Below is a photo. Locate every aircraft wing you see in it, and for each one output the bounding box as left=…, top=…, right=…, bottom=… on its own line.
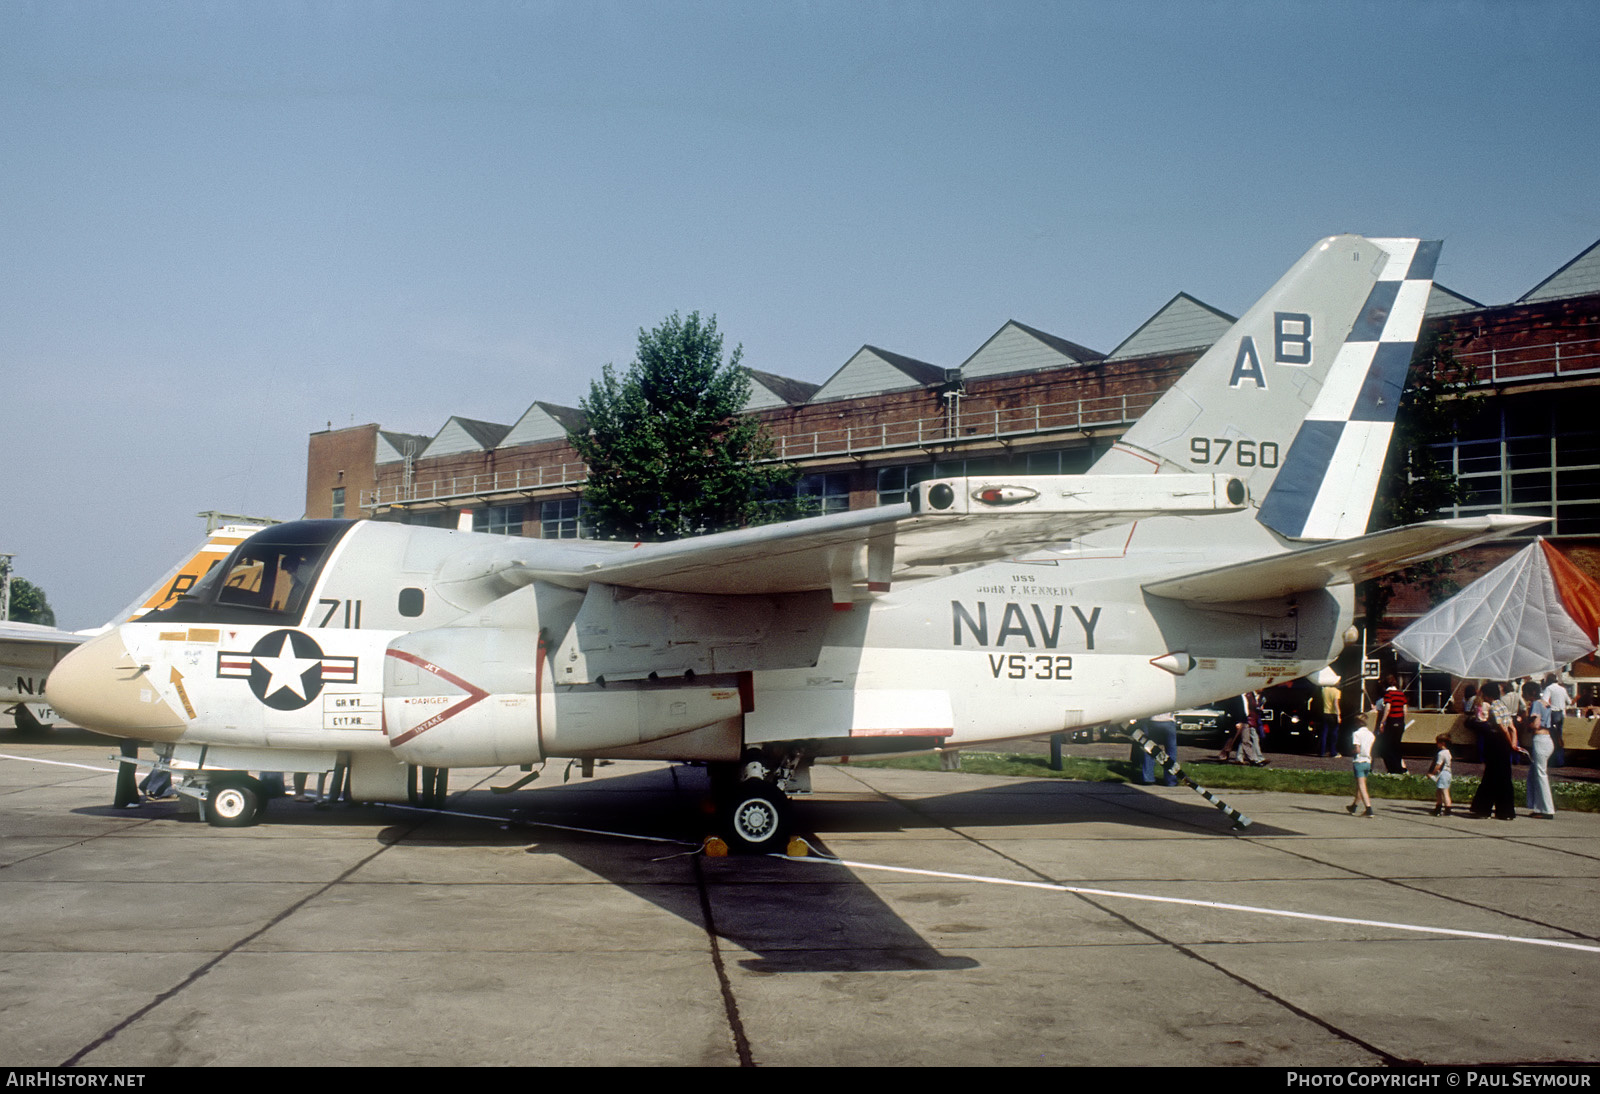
left=1141, top=515, right=1545, bottom=605
left=0, top=621, right=88, bottom=648
left=529, top=473, right=1246, bottom=603
left=0, top=620, right=87, bottom=652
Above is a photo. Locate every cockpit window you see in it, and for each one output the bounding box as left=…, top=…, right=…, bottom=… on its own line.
left=142, top=520, right=354, bottom=626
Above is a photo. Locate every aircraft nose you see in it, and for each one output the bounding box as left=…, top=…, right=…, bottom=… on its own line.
left=46, top=628, right=187, bottom=740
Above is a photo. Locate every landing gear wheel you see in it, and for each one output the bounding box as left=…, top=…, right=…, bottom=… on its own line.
left=412, top=764, right=451, bottom=806
left=722, top=782, right=790, bottom=854
left=12, top=705, right=50, bottom=736
left=205, top=776, right=264, bottom=828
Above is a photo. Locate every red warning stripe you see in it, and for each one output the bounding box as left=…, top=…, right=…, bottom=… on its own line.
left=384, top=648, right=490, bottom=746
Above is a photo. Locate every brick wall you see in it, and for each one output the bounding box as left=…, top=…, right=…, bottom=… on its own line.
left=305, top=424, right=379, bottom=519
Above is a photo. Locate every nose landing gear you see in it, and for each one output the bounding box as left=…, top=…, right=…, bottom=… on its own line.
left=204, top=775, right=266, bottom=827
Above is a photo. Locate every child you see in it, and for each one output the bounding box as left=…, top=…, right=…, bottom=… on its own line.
left=1346, top=719, right=1375, bottom=817
left=1427, top=732, right=1453, bottom=816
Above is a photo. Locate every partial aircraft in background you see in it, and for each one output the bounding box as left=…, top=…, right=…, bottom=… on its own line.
left=47, top=236, right=1536, bottom=846
left=2, top=523, right=270, bottom=732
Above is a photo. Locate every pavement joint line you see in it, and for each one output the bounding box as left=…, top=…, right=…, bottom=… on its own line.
left=376, top=800, right=701, bottom=846
left=795, top=781, right=1408, bottom=1067
left=672, top=765, right=756, bottom=1068
left=18, top=752, right=1599, bottom=957
left=1066, top=889, right=1406, bottom=1067
left=828, top=769, right=1405, bottom=1064
left=59, top=819, right=421, bottom=1067
left=777, top=850, right=1600, bottom=954
left=1250, top=836, right=1600, bottom=943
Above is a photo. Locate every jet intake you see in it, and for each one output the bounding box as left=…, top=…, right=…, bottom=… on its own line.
left=382, top=626, right=743, bottom=767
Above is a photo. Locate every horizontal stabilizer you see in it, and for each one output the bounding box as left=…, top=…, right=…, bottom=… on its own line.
left=1142, top=515, right=1544, bottom=604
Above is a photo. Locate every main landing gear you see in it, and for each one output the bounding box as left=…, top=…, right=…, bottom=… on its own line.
left=711, top=751, right=803, bottom=854
left=413, top=766, right=450, bottom=810
left=723, top=781, right=790, bottom=853
left=11, top=705, right=52, bottom=736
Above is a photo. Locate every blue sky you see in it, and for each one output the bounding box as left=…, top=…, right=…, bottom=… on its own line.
left=4, top=0, right=1597, bottom=627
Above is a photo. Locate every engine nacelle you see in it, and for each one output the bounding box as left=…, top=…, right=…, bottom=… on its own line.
left=382, top=626, right=744, bottom=767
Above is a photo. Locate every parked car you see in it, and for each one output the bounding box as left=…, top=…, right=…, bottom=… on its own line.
left=1259, top=678, right=1321, bottom=751
left=1174, top=708, right=1225, bottom=744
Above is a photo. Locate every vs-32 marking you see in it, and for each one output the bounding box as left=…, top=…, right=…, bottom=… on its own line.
left=987, top=653, right=1073, bottom=680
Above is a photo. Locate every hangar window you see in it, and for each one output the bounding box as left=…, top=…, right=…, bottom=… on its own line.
left=797, top=472, right=851, bottom=515
left=1430, top=399, right=1600, bottom=536
left=406, top=510, right=457, bottom=529
left=330, top=487, right=346, bottom=518
left=877, top=466, right=928, bottom=506
left=879, top=448, right=1098, bottom=506
left=541, top=498, right=586, bottom=539
left=473, top=504, right=524, bottom=537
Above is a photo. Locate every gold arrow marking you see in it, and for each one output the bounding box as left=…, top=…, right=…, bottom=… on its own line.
left=169, top=667, right=196, bottom=720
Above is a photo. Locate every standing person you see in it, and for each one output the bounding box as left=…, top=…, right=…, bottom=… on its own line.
left=1131, top=714, right=1180, bottom=787
left=1346, top=717, right=1375, bottom=817
left=1318, top=671, right=1343, bottom=758
left=1215, top=694, right=1246, bottom=764
left=1374, top=675, right=1408, bottom=775
left=1510, top=678, right=1531, bottom=764
left=1524, top=682, right=1557, bottom=819
left=1469, top=682, right=1525, bottom=821
left=1426, top=732, right=1454, bottom=816
left=1240, top=689, right=1268, bottom=766
left=1541, top=673, right=1570, bottom=769
left=114, top=740, right=140, bottom=808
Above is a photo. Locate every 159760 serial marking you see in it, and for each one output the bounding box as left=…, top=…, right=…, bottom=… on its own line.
left=988, top=653, right=1073, bottom=680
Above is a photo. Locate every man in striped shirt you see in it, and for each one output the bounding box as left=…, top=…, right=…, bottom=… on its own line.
left=1374, top=675, right=1408, bottom=775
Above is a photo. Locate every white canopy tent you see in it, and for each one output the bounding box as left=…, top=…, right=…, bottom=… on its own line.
left=1394, top=539, right=1600, bottom=679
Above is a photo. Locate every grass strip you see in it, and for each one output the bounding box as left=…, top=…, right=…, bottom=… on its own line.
left=847, top=752, right=1600, bottom=813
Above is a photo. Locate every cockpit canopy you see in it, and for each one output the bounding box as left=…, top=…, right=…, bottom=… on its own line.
left=142, top=520, right=354, bottom=626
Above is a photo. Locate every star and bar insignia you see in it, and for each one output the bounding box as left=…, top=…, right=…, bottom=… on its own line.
left=218, top=629, right=357, bottom=711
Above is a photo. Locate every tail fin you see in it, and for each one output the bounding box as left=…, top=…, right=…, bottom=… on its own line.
left=105, top=524, right=272, bottom=627
left=1091, top=236, right=1438, bottom=541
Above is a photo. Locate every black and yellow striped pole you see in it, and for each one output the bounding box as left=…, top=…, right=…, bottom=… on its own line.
left=1127, top=724, right=1252, bottom=829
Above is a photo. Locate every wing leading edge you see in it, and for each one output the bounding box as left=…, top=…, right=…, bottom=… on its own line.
left=525, top=473, right=1246, bottom=604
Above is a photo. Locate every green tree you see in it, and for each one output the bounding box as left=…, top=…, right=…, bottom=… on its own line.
left=568, top=312, right=801, bottom=541
left=1, top=560, right=56, bottom=627
left=1362, top=330, right=1485, bottom=650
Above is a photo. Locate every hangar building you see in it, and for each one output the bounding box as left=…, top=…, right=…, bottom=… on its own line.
left=305, top=237, right=1600, bottom=647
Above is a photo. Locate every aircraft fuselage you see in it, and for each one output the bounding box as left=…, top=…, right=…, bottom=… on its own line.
left=50, top=515, right=1346, bottom=781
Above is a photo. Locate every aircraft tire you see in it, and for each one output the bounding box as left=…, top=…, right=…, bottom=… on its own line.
left=722, top=781, right=790, bottom=854
left=205, top=776, right=265, bottom=828
left=11, top=706, right=51, bottom=736
left=419, top=766, right=449, bottom=809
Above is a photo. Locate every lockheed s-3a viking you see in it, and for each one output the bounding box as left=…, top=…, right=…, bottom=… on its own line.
left=46, top=236, right=1535, bottom=849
